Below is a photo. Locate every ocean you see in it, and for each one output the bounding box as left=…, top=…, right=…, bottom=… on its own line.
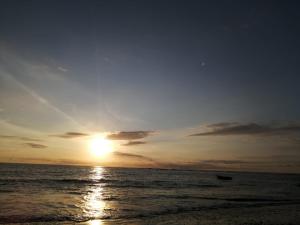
left=0, top=163, right=299, bottom=225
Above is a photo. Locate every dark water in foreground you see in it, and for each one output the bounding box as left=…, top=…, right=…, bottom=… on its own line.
left=0, top=163, right=300, bottom=224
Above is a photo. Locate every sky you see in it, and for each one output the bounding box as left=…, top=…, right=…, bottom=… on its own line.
left=0, top=0, right=300, bottom=173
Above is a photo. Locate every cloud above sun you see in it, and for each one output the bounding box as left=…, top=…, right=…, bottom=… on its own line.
left=51, top=132, right=90, bottom=139
left=106, top=131, right=153, bottom=140
left=49, top=131, right=154, bottom=141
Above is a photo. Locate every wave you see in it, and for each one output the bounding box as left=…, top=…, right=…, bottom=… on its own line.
left=123, top=201, right=300, bottom=221
left=1, top=201, right=299, bottom=224
left=0, top=178, right=114, bottom=184
left=0, top=189, right=13, bottom=193
left=0, top=215, right=89, bottom=224
left=137, top=194, right=295, bottom=203
left=0, top=178, right=221, bottom=189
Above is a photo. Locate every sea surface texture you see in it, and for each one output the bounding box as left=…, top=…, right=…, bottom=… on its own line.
left=0, top=163, right=299, bottom=224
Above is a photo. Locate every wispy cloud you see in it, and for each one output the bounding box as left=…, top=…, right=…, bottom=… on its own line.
left=122, top=141, right=147, bottom=146
left=1, top=72, right=84, bottom=129
left=0, top=45, right=84, bottom=130
left=5, top=157, right=89, bottom=165
left=20, top=137, right=43, bottom=142
left=57, top=66, right=68, bottom=72
left=0, top=135, right=42, bottom=142
left=50, top=132, right=90, bottom=139
left=107, top=131, right=153, bottom=140
left=189, top=122, right=300, bottom=137
left=24, top=142, right=47, bottom=149
left=0, top=119, right=44, bottom=135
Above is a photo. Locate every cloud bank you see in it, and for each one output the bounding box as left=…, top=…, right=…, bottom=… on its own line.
left=107, top=131, right=153, bottom=140
left=51, top=132, right=90, bottom=138
left=189, top=122, right=300, bottom=137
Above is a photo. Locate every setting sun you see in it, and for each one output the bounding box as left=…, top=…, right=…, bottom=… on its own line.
left=89, top=135, right=113, bottom=157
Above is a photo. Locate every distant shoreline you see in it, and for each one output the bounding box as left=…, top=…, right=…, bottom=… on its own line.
left=0, top=161, right=299, bottom=175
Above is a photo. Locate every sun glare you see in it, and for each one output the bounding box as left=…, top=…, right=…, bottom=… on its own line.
left=89, top=135, right=113, bottom=157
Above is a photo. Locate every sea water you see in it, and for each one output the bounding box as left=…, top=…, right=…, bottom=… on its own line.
left=0, top=163, right=299, bottom=224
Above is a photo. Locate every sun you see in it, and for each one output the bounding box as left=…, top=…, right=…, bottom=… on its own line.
left=89, top=135, right=113, bottom=157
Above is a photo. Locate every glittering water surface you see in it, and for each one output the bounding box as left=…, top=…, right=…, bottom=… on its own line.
left=0, top=163, right=299, bottom=224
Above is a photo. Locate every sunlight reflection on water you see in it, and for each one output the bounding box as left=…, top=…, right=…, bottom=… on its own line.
left=82, top=166, right=107, bottom=222
left=88, top=220, right=103, bottom=225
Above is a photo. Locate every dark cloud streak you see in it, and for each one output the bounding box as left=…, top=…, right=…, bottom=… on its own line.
left=0, top=135, right=42, bottom=142
left=107, top=131, right=153, bottom=140
left=113, top=151, right=156, bottom=162
left=51, top=132, right=89, bottom=138
left=122, top=141, right=147, bottom=146
left=24, top=142, right=47, bottom=149
left=190, top=123, right=300, bottom=137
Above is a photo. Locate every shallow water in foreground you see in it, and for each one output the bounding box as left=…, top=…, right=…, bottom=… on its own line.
left=0, top=163, right=299, bottom=224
